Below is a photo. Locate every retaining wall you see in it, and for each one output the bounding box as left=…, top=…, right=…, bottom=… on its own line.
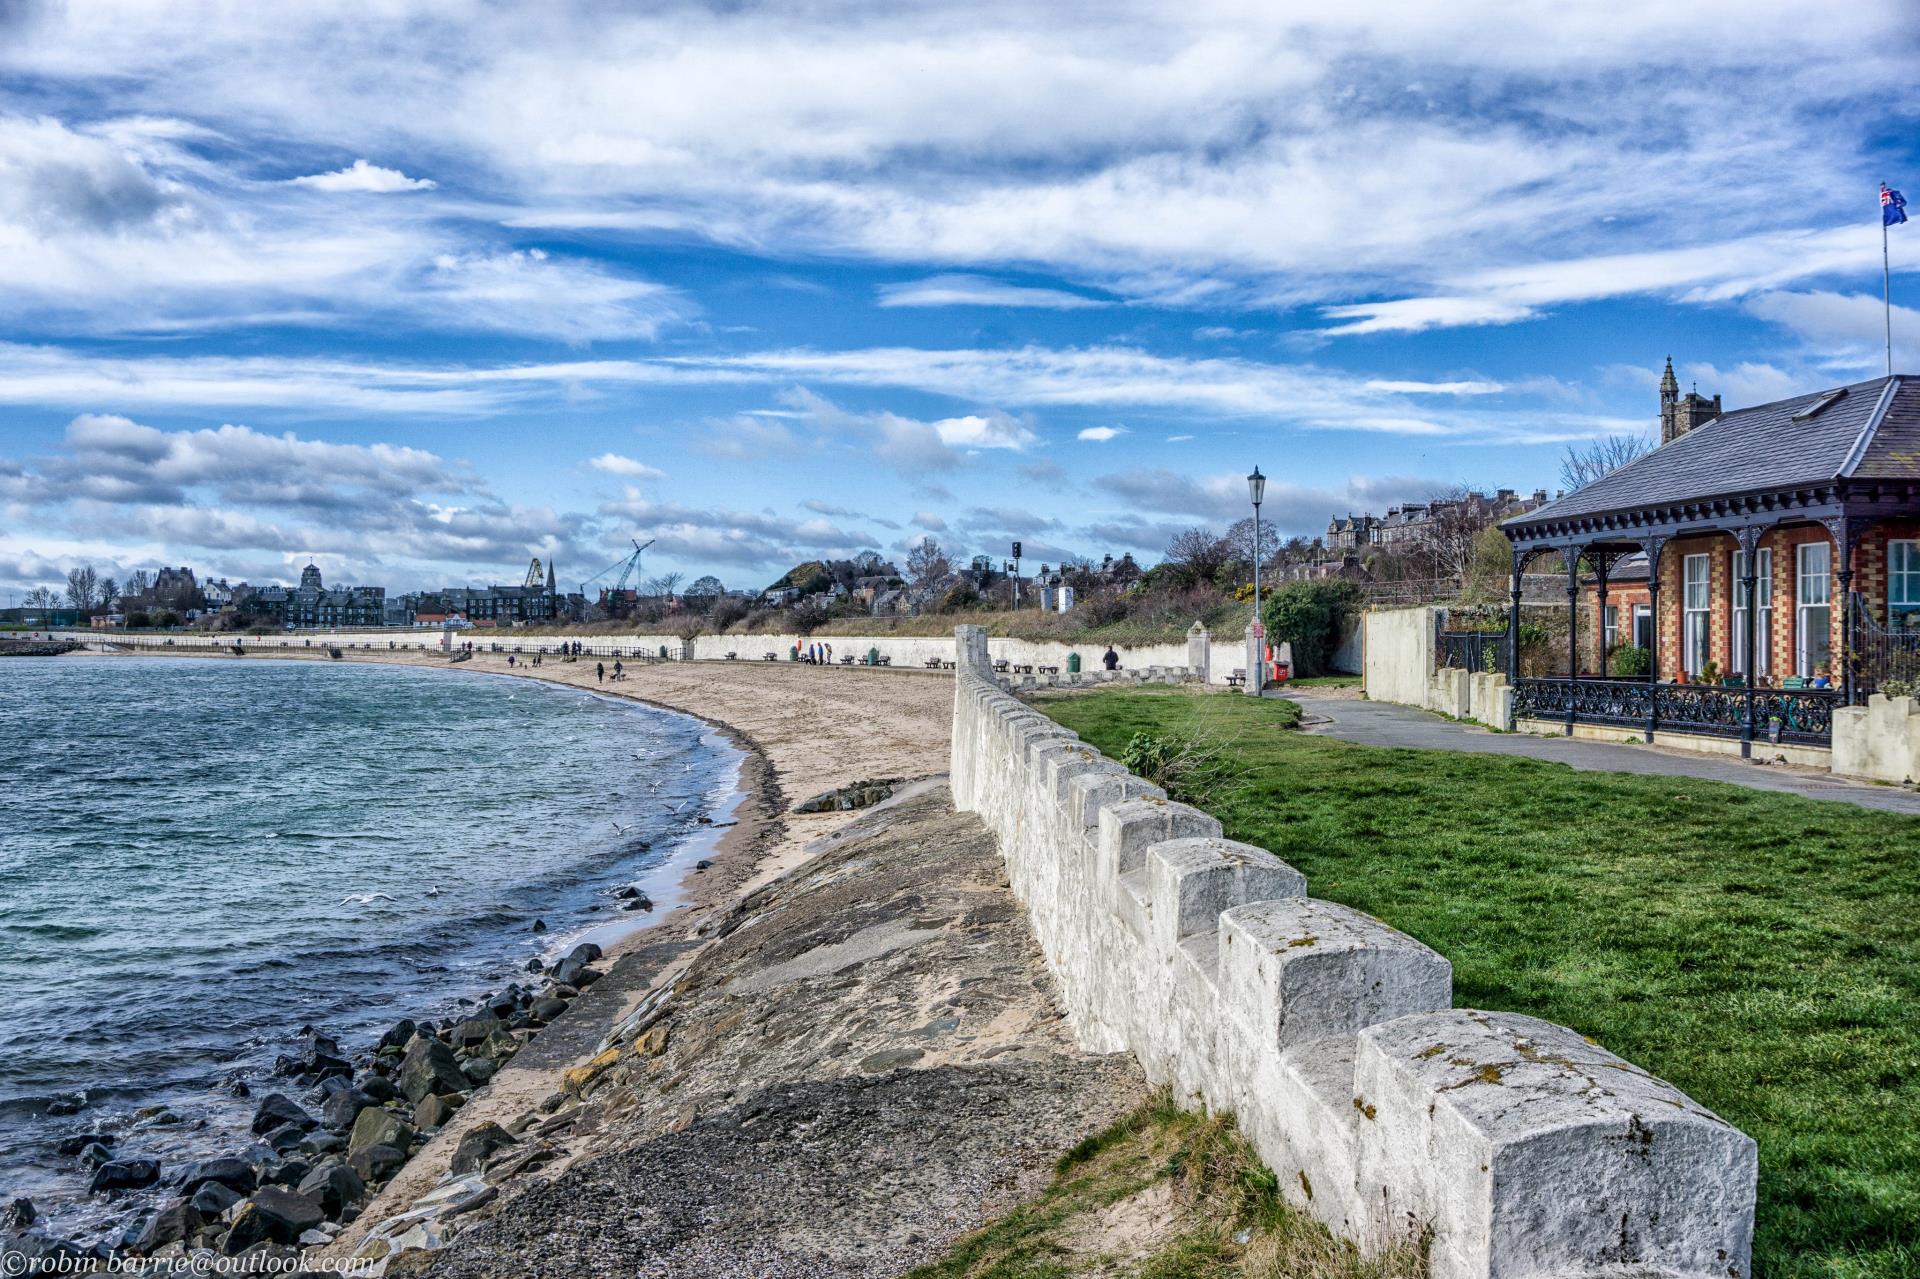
left=1833, top=693, right=1920, bottom=784
left=950, top=624, right=1755, bottom=1279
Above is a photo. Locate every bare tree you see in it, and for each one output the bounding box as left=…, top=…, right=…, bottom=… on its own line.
left=1223, top=516, right=1280, bottom=579
left=906, top=538, right=952, bottom=591
left=644, top=571, right=684, bottom=600
left=123, top=569, right=153, bottom=603
left=1560, top=433, right=1654, bottom=493
left=683, top=575, right=725, bottom=610
left=98, top=576, right=120, bottom=610
left=1163, top=527, right=1231, bottom=589
left=64, top=564, right=100, bottom=610
left=23, top=586, right=59, bottom=610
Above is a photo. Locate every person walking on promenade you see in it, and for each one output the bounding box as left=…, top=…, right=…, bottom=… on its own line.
left=1102, top=645, right=1119, bottom=671
left=508, top=653, right=516, bottom=668
left=825, top=642, right=833, bottom=665
left=614, top=660, right=624, bottom=680
left=596, top=661, right=605, bottom=683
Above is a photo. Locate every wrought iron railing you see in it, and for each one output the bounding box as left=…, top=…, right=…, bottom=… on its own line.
left=1512, top=677, right=1839, bottom=745
left=1434, top=609, right=1507, bottom=673
left=1852, top=593, right=1920, bottom=697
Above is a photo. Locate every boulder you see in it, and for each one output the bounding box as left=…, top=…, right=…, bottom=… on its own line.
left=307, top=1132, right=346, bottom=1156
left=530, top=996, right=567, bottom=1022
left=321, top=1087, right=378, bottom=1132
left=549, top=957, right=588, bottom=987
left=221, top=1188, right=323, bottom=1252
left=175, top=1157, right=255, bottom=1195
left=449, top=1016, right=506, bottom=1050
left=76, top=1141, right=115, bottom=1169
left=249, top=1093, right=315, bottom=1135
left=45, top=1098, right=82, bottom=1117
left=449, top=1123, right=516, bottom=1176
left=347, top=1108, right=413, bottom=1157
left=262, top=1123, right=308, bottom=1154
left=345, top=1143, right=405, bottom=1184
left=461, top=1057, right=498, bottom=1086
left=567, top=941, right=603, bottom=964
left=356, top=1073, right=399, bottom=1103
left=295, top=1163, right=365, bottom=1218
left=258, top=1157, right=312, bottom=1189
left=127, top=1199, right=201, bottom=1254
left=413, top=1095, right=451, bottom=1129
left=88, top=1158, right=161, bottom=1195
left=397, top=1039, right=466, bottom=1103
left=376, top=1019, right=417, bottom=1051
left=3, top=1198, right=34, bottom=1229
left=524, top=957, right=545, bottom=974
left=189, top=1181, right=241, bottom=1218
left=53, top=1133, right=111, bottom=1157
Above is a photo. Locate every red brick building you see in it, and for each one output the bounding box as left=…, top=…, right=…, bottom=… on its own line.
left=1500, top=363, right=1920, bottom=751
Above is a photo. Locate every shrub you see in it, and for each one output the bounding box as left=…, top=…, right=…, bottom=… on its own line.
left=1609, top=644, right=1651, bottom=677
left=1260, top=581, right=1359, bottom=677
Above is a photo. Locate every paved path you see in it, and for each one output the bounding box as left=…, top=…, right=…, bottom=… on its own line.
left=1288, top=690, right=1920, bottom=816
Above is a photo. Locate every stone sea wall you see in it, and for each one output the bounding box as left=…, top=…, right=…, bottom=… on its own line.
left=949, top=624, right=1757, bottom=1279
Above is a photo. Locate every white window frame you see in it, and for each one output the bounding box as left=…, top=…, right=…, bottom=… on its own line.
left=1603, top=603, right=1619, bottom=651
left=1891, top=540, right=1920, bottom=629
left=1731, top=548, right=1773, bottom=676
left=1796, top=541, right=1831, bottom=676
left=1683, top=553, right=1712, bottom=676
left=1632, top=603, right=1652, bottom=651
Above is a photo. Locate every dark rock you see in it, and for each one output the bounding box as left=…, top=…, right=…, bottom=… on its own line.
left=572, top=965, right=602, bottom=987
left=45, top=1098, right=82, bottom=1117
left=397, top=1038, right=466, bottom=1104
left=321, top=1086, right=377, bottom=1132
left=525, top=957, right=545, bottom=974
left=696, top=859, right=713, bottom=870
left=461, top=1057, right=498, bottom=1085
left=224, top=1077, right=252, bottom=1098
left=250, top=1093, right=315, bottom=1135
left=413, top=1094, right=451, bottom=1129
left=345, top=1143, right=405, bottom=1184
left=89, top=1157, right=161, bottom=1195
left=622, top=897, right=652, bottom=912
left=127, top=1198, right=201, bottom=1254
left=566, top=942, right=603, bottom=965
left=348, top=1108, right=413, bottom=1157
left=176, top=1156, right=256, bottom=1195
left=449, top=1016, right=506, bottom=1050
left=449, top=1122, right=517, bottom=1176
left=356, top=1073, right=399, bottom=1103
left=377, top=1019, right=417, bottom=1051
left=1, top=1230, right=89, bottom=1267
left=54, top=1132, right=111, bottom=1157
left=307, top=1132, right=346, bottom=1156
left=189, top=1181, right=242, bottom=1218
left=549, top=957, right=587, bottom=986
left=221, top=1187, right=323, bottom=1252
left=295, top=1163, right=365, bottom=1218
left=75, top=1141, right=115, bottom=1169
left=530, top=919, right=546, bottom=933
left=530, top=996, right=567, bottom=1022
left=262, top=1123, right=308, bottom=1154
left=258, top=1157, right=311, bottom=1189
left=4, top=1198, right=34, bottom=1229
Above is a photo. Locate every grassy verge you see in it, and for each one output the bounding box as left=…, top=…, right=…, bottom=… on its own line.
left=911, top=1093, right=1424, bottom=1279
left=1037, top=688, right=1920, bottom=1279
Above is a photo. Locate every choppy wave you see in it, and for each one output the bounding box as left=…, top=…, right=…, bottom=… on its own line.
left=0, top=656, right=739, bottom=1241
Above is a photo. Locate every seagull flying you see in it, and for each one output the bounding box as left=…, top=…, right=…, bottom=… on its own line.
left=339, top=892, right=397, bottom=906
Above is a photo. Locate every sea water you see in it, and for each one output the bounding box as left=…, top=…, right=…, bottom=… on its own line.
left=0, top=656, right=739, bottom=1240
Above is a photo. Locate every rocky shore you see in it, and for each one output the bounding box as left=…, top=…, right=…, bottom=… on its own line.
left=3, top=938, right=624, bottom=1270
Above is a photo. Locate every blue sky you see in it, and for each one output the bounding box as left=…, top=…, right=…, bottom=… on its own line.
left=2, top=0, right=1917, bottom=597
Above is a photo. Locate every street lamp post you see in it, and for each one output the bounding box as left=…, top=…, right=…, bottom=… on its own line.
left=1248, top=466, right=1266, bottom=696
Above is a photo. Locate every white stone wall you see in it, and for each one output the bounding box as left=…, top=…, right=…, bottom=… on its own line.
left=1362, top=607, right=1437, bottom=708
left=53, top=628, right=1216, bottom=678
left=1833, top=694, right=1920, bottom=784
left=950, top=625, right=1755, bottom=1279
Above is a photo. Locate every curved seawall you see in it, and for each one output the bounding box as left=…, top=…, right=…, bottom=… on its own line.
left=948, top=625, right=1757, bottom=1279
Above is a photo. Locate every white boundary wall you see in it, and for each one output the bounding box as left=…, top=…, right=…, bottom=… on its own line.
left=47, top=629, right=1216, bottom=678
left=950, top=625, right=1755, bottom=1279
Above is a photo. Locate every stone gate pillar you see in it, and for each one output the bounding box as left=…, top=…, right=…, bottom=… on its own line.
left=1187, top=620, right=1211, bottom=683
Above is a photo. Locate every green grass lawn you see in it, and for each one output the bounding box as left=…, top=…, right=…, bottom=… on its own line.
left=1037, top=688, right=1920, bottom=1279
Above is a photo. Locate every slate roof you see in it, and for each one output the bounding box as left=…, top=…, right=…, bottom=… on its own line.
left=1508, top=375, right=1917, bottom=530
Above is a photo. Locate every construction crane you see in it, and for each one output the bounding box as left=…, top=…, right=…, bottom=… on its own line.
left=522, top=557, right=545, bottom=589
left=579, top=538, right=655, bottom=617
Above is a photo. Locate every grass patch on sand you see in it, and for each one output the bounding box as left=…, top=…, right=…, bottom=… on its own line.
left=910, top=1092, right=1425, bottom=1279
left=1037, top=687, right=1920, bottom=1279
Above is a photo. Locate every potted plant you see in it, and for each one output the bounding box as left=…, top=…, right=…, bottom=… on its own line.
left=1700, top=659, right=1721, bottom=686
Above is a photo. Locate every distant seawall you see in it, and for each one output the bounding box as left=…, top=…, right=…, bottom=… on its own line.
left=948, top=624, right=1757, bottom=1279
left=50, top=628, right=1217, bottom=680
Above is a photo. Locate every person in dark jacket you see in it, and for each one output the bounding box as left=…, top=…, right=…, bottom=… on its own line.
left=1102, top=646, right=1120, bottom=670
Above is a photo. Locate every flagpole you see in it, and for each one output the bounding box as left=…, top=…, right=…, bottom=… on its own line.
left=1886, top=205, right=1895, bottom=378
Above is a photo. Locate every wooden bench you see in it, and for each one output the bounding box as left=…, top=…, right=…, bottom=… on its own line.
left=840, top=655, right=856, bottom=665
left=1039, top=664, right=1059, bottom=675
left=992, top=659, right=1010, bottom=673
left=763, top=652, right=778, bottom=661
left=725, top=651, right=738, bottom=660
left=878, top=655, right=892, bottom=666
left=1227, top=669, right=1247, bottom=687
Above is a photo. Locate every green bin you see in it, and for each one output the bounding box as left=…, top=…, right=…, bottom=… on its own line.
left=867, top=646, right=879, bottom=666
left=1067, top=652, right=1081, bottom=674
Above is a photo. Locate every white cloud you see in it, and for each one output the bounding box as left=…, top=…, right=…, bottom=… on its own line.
left=931, top=412, right=1037, bottom=451
left=878, top=274, right=1107, bottom=309
left=910, top=511, right=947, bottom=531
left=588, top=452, right=663, bottom=478
left=1077, top=425, right=1125, bottom=441
left=288, top=159, right=435, bottom=192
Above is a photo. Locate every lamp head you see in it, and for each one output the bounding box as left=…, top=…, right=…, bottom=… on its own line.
left=1248, top=466, right=1266, bottom=507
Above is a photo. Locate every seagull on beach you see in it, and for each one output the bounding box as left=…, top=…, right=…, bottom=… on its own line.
left=339, top=892, right=397, bottom=906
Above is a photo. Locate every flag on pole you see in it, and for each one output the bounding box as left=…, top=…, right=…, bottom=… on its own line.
left=1885, top=184, right=1908, bottom=227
